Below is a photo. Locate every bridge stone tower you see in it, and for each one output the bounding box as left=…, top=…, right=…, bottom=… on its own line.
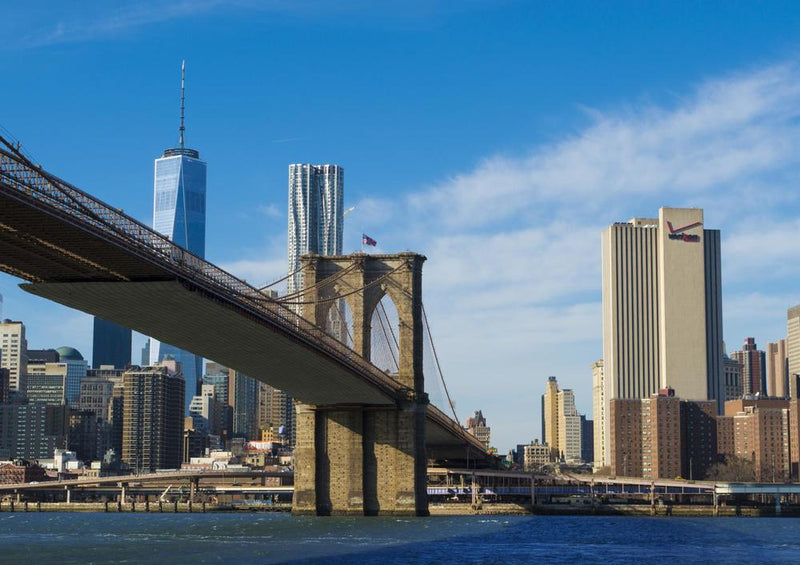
left=292, top=252, right=428, bottom=516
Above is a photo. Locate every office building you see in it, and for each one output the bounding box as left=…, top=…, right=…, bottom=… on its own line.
left=25, top=372, right=67, bottom=405
left=580, top=415, right=594, bottom=465
left=0, top=368, right=8, bottom=404
left=189, top=384, right=231, bottom=438
left=766, top=339, right=789, bottom=398
left=78, top=370, right=121, bottom=422
left=258, top=382, right=293, bottom=443
left=0, top=319, right=27, bottom=395
left=788, top=305, right=800, bottom=398
left=92, top=317, right=132, bottom=369
left=55, top=347, right=88, bottom=405
left=149, top=62, right=206, bottom=409
left=466, top=410, right=491, bottom=450
left=601, top=208, right=724, bottom=466
left=591, top=360, right=605, bottom=468
left=121, top=362, right=185, bottom=473
left=27, top=349, right=59, bottom=364
left=730, top=338, right=766, bottom=396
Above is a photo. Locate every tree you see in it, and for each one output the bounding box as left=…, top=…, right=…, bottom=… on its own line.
left=706, top=455, right=756, bottom=482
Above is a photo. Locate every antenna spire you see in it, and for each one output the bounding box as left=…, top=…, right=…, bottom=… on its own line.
left=179, top=60, right=186, bottom=149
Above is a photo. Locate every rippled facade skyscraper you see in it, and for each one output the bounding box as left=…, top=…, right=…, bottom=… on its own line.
left=149, top=62, right=206, bottom=412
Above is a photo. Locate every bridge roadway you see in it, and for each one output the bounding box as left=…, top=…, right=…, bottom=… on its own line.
left=0, top=138, right=485, bottom=462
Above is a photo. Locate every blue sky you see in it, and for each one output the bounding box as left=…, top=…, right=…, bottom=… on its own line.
left=2, top=1, right=800, bottom=450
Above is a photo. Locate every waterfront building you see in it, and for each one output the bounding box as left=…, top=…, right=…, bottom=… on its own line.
left=730, top=338, right=766, bottom=396
left=601, top=208, right=724, bottom=465
left=121, top=362, right=185, bottom=473
left=0, top=461, right=47, bottom=485
left=591, top=360, right=605, bottom=469
left=729, top=407, right=790, bottom=482
left=466, top=410, right=491, bottom=450
left=148, top=62, right=206, bottom=409
left=611, top=390, right=718, bottom=480
left=92, top=317, right=131, bottom=369
left=0, top=319, right=27, bottom=395
left=723, top=352, right=743, bottom=401
left=0, top=403, right=69, bottom=460
left=523, top=440, right=551, bottom=472
left=788, top=305, right=800, bottom=397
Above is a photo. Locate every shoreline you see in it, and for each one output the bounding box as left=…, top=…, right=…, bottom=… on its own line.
left=2, top=501, right=799, bottom=517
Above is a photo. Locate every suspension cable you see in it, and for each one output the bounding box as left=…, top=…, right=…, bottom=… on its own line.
left=258, top=263, right=307, bottom=290
left=275, top=263, right=358, bottom=302
left=374, top=301, right=399, bottom=372
left=422, top=302, right=459, bottom=424
left=279, top=264, right=403, bottom=305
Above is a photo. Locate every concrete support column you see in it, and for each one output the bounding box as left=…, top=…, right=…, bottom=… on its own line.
left=65, top=486, right=71, bottom=504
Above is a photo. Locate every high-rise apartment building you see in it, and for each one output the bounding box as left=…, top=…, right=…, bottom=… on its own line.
left=788, top=305, right=800, bottom=398
left=149, top=62, right=206, bottom=410
left=121, top=362, right=185, bottom=473
left=287, top=164, right=344, bottom=297
left=591, top=360, right=605, bottom=469
left=0, top=320, right=27, bottom=395
left=92, top=317, right=131, bottom=369
left=730, top=338, right=766, bottom=396
left=766, top=339, right=789, bottom=398
left=601, top=208, right=724, bottom=465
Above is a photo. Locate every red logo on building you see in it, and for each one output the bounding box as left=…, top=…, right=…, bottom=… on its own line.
left=667, top=221, right=702, bottom=242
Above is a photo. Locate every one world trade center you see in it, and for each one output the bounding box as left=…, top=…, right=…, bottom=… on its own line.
left=149, top=61, right=206, bottom=411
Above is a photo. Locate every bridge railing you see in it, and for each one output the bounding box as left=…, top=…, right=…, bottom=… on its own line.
left=0, top=140, right=411, bottom=401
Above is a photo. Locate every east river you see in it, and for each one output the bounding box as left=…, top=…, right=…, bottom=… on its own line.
left=1, top=513, right=799, bottom=563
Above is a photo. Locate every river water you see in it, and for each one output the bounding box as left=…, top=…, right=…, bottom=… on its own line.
left=1, top=513, right=798, bottom=564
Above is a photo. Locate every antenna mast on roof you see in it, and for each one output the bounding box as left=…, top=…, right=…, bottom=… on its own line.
left=179, top=60, right=186, bottom=149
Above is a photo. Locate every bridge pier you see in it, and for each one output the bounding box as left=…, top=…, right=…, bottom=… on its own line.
left=293, top=402, right=427, bottom=516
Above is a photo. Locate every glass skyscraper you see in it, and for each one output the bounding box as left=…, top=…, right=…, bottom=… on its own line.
left=149, top=62, right=207, bottom=413
left=92, top=317, right=132, bottom=369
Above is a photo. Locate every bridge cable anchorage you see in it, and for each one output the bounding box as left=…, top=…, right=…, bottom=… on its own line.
left=274, top=263, right=359, bottom=303
left=278, top=264, right=405, bottom=306
left=421, top=302, right=460, bottom=425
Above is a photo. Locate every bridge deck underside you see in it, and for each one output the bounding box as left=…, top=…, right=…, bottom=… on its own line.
left=23, top=280, right=394, bottom=406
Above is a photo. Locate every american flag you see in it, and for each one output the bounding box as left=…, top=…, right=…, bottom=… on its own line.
left=362, top=233, right=377, bottom=247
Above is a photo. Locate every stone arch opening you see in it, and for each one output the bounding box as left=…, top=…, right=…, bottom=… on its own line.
left=369, top=292, right=400, bottom=375
left=324, top=298, right=354, bottom=349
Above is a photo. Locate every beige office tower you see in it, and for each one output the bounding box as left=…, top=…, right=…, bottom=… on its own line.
left=788, top=305, right=800, bottom=398
left=541, top=376, right=560, bottom=459
left=0, top=320, right=27, bottom=394
left=766, top=339, right=788, bottom=398
left=591, top=360, right=606, bottom=469
left=601, top=208, right=723, bottom=467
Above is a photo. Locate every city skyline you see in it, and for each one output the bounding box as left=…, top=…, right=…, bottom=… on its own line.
left=3, top=2, right=800, bottom=450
